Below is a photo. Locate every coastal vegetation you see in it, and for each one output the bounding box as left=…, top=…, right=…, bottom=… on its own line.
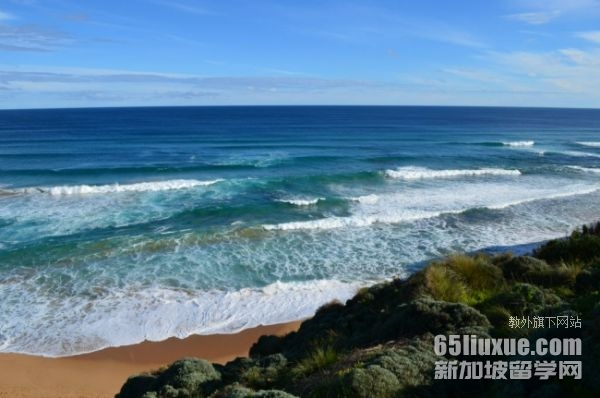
left=117, top=222, right=600, bottom=397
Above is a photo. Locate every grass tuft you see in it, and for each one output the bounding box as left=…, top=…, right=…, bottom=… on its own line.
left=290, top=347, right=339, bottom=379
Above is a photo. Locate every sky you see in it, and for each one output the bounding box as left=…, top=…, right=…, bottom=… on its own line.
left=1, top=0, right=600, bottom=109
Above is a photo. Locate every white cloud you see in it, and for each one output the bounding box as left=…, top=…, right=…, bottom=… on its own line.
left=487, top=48, right=600, bottom=95
left=152, top=0, right=214, bottom=16
left=506, top=0, right=600, bottom=24
left=0, top=64, right=512, bottom=108
left=0, top=10, right=14, bottom=21
left=3, top=52, right=600, bottom=109
left=0, top=65, right=397, bottom=107
left=0, top=24, right=73, bottom=52
left=575, top=30, right=600, bottom=43
left=559, top=48, right=600, bottom=65
left=505, top=11, right=560, bottom=24
left=411, top=24, right=485, bottom=48
left=280, top=3, right=486, bottom=49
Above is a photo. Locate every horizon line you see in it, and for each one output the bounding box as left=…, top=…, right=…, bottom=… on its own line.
left=2, top=104, right=600, bottom=112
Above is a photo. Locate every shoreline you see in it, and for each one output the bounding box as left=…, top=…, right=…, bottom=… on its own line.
left=0, top=320, right=302, bottom=398
left=0, top=240, right=547, bottom=398
left=0, top=239, right=548, bottom=398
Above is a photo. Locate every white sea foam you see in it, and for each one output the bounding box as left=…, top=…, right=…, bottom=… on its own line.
left=263, top=211, right=440, bottom=231
left=14, top=179, right=223, bottom=196
left=567, top=166, right=600, bottom=174
left=263, top=181, right=600, bottom=231
left=277, top=197, right=323, bottom=206
left=384, top=166, right=521, bottom=180
left=0, top=279, right=361, bottom=357
left=351, top=194, right=380, bottom=205
left=576, top=141, right=600, bottom=148
left=503, top=140, right=535, bottom=147
left=0, top=179, right=226, bottom=242
left=2, top=180, right=600, bottom=356
left=487, top=187, right=600, bottom=209
left=559, top=151, right=600, bottom=159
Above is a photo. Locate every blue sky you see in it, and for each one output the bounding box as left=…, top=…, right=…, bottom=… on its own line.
left=1, top=0, right=600, bottom=108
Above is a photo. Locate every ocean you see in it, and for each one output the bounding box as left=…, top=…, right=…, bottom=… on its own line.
left=1, top=106, right=600, bottom=357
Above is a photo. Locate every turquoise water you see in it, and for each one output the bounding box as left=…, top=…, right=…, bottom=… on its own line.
left=1, top=106, right=600, bottom=356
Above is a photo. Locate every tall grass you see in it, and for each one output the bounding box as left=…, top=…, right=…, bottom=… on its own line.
left=290, top=347, right=339, bottom=379
left=424, top=254, right=504, bottom=304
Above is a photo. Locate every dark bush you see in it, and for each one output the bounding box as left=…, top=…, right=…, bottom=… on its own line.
left=342, top=365, right=400, bottom=398
left=575, top=268, right=600, bottom=293
left=490, top=283, right=562, bottom=317
left=386, top=298, right=491, bottom=338
left=157, top=358, right=220, bottom=393
left=250, top=335, right=285, bottom=358
left=498, top=256, right=550, bottom=279
left=535, top=231, right=600, bottom=265
left=369, top=342, right=440, bottom=390
left=211, top=384, right=298, bottom=398
left=117, top=358, right=221, bottom=398
left=117, top=374, right=158, bottom=398
left=240, top=354, right=288, bottom=389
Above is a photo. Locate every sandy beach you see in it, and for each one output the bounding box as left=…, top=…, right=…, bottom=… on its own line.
left=0, top=321, right=301, bottom=398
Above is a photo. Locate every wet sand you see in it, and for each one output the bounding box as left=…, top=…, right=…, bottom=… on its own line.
left=0, top=321, right=301, bottom=398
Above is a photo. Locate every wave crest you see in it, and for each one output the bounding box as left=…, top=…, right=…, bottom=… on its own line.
left=11, top=179, right=223, bottom=196
left=384, top=167, right=521, bottom=180
left=503, top=140, right=535, bottom=147
left=262, top=211, right=439, bottom=231
left=576, top=141, right=600, bottom=148
left=276, top=197, right=323, bottom=206
left=567, top=166, right=600, bottom=174
left=263, top=186, right=599, bottom=231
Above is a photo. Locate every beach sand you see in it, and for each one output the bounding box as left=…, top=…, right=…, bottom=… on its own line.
left=0, top=321, right=301, bottom=398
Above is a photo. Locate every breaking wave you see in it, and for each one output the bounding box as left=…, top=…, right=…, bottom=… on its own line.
left=8, top=179, right=223, bottom=196
left=384, top=167, right=521, bottom=180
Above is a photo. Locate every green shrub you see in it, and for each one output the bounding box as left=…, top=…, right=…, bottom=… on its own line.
left=252, top=390, right=299, bottom=398
left=157, top=358, right=221, bottom=393
left=581, top=221, right=600, bottom=236
left=290, top=347, right=338, bottom=378
left=424, top=254, right=504, bottom=304
left=117, top=374, right=158, bottom=398
left=250, top=335, right=285, bottom=358
left=535, top=230, right=600, bottom=265
left=117, top=358, right=221, bottom=398
left=396, top=298, right=491, bottom=337
left=159, top=385, right=184, bottom=398
left=210, top=384, right=299, bottom=398
left=369, top=343, right=439, bottom=389
left=498, top=256, right=550, bottom=279
left=424, top=264, right=470, bottom=303
left=342, top=365, right=400, bottom=398
left=573, top=291, right=600, bottom=316
left=444, top=254, right=503, bottom=292
left=499, top=255, right=582, bottom=288
left=490, top=283, right=563, bottom=317
left=480, top=305, right=515, bottom=336
left=240, top=354, right=287, bottom=389
left=307, top=380, right=352, bottom=398
left=575, top=268, right=600, bottom=293
left=354, top=287, right=375, bottom=304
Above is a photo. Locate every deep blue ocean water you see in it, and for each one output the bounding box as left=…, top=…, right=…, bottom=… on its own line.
left=1, top=106, right=600, bottom=356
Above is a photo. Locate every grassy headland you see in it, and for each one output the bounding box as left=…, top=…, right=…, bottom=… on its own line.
left=117, top=222, right=600, bottom=398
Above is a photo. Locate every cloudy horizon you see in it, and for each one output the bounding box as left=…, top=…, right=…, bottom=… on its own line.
left=2, top=0, right=600, bottom=109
